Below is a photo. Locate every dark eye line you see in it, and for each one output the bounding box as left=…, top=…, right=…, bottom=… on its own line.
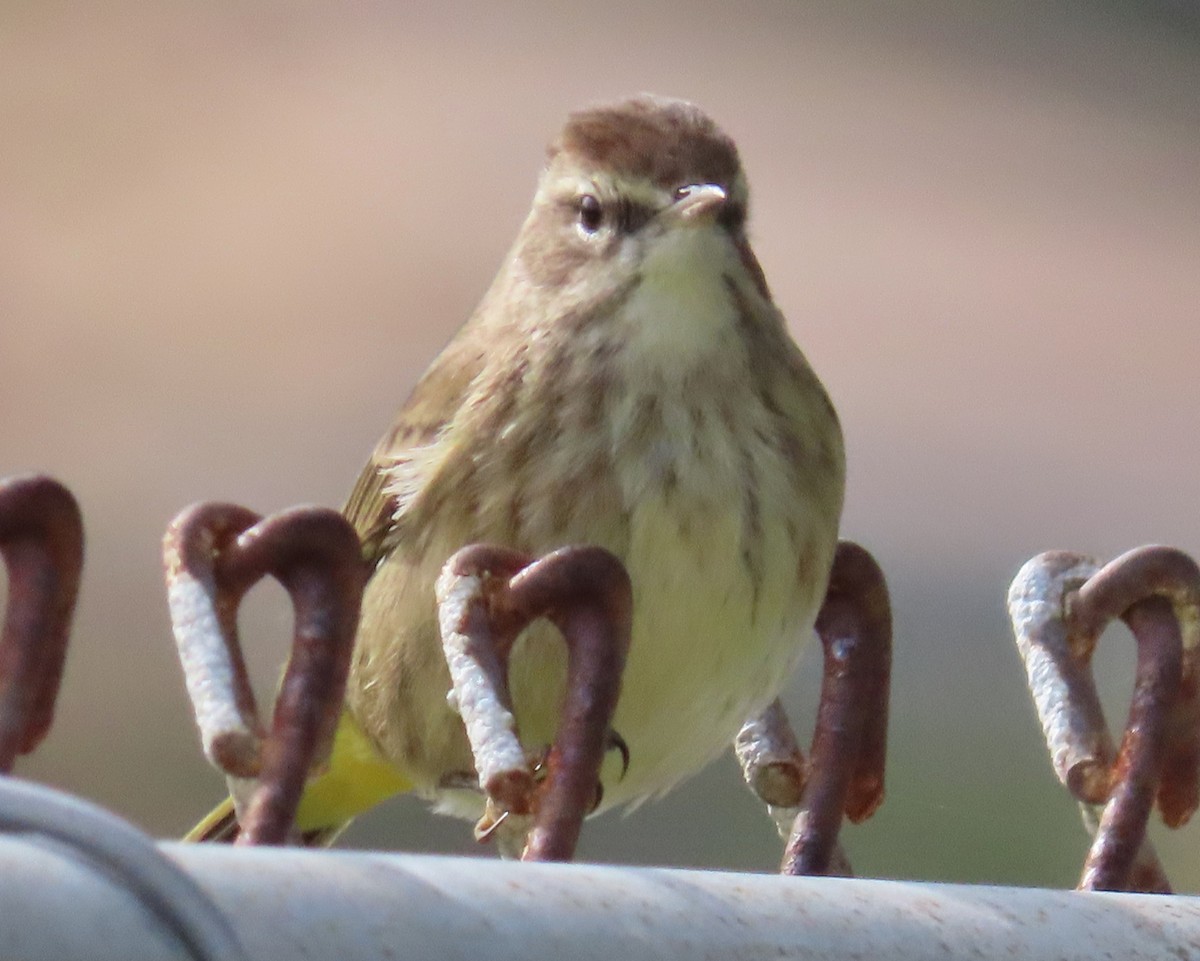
left=617, top=198, right=656, bottom=234
left=568, top=193, right=658, bottom=237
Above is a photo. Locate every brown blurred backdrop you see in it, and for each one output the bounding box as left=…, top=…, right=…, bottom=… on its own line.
left=2, top=1, right=1199, bottom=886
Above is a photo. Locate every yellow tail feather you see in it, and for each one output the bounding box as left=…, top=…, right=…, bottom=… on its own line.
left=184, top=795, right=239, bottom=843
left=184, top=711, right=413, bottom=845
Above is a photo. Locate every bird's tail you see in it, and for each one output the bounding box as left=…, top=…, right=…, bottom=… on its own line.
left=184, top=795, right=348, bottom=847
left=184, top=796, right=240, bottom=843
left=183, top=710, right=413, bottom=846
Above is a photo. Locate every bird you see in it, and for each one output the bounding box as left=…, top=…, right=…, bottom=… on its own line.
left=188, top=94, right=845, bottom=849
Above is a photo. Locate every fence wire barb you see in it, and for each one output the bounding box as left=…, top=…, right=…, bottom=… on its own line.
left=737, top=540, right=892, bottom=877
left=164, top=502, right=365, bottom=845
left=1008, top=545, right=1200, bottom=892
left=0, top=474, right=83, bottom=773
left=436, top=543, right=632, bottom=861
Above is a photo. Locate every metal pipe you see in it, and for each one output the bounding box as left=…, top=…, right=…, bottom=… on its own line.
left=0, top=833, right=1197, bottom=961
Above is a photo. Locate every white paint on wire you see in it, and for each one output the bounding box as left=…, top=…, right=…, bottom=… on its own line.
left=435, top=565, right=528, bottom=790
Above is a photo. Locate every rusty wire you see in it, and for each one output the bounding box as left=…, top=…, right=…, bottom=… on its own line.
left=735, top=699, right=852, bottom=875
left=781, top=540, right=891, bottom=877
left=0, top=474, right=83, bottom=773
left=1008, top=545, right=1200, bottom=892
left=734, top=697, right=806, bottom=811
left=435, top=543, right=632, bottom=861
left=164, top=502, right=365, bottom=845
left=736, top=541, right=891, bottom=877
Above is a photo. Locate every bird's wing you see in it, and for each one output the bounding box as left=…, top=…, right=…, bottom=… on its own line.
left=343, top=331, right=487, bottom=569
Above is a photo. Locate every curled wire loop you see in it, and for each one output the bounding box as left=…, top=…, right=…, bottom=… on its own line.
left=735, top=698, right=806, bottom=810
left=737, top=541, right=892, bottom=877
left=164, top=503, right=365, bottom=845
left=1008, top=546, right=1200, bottom=892
left=784, top=541, right=891, bottom=876
left=436, top=543, right=632, bottom=862
left=0, top=474, right=83, bottom=772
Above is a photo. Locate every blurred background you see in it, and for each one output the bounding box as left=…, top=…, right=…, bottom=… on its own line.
left=2, top=1, right=1199, bottom=888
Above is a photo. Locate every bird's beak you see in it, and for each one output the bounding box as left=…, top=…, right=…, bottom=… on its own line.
left=663, top=184, right=727, bottom=226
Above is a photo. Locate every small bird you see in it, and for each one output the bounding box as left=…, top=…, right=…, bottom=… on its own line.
left=190, top=94, right=845, bottom=846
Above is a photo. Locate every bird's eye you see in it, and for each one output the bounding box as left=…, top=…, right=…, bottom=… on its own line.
left=577, top=194, right=603, bottom=233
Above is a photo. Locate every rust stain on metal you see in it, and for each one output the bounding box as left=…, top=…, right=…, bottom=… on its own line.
left=1010, top=545, right=1200, bottom=893
left=780, top=540, right=892, bottom=878
left=0, top=474, right=83, bottom=773
left=437, top=543, right=632, bottom=862
left=163, top=502, right=365, bottom=845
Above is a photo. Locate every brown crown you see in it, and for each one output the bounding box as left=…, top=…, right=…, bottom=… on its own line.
left=549, top=95, right=741, bottom=192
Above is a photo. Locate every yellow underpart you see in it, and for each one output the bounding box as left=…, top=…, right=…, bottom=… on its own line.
left=185, top=711, right=412, bottom=841
left=294, top=711, right=413, bottom=830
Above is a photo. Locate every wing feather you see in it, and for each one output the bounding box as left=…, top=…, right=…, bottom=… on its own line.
left=342, top=331, right=487, bottom=568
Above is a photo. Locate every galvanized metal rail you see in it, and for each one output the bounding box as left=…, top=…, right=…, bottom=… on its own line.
left=0, top=819, right=1195, bottom=961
